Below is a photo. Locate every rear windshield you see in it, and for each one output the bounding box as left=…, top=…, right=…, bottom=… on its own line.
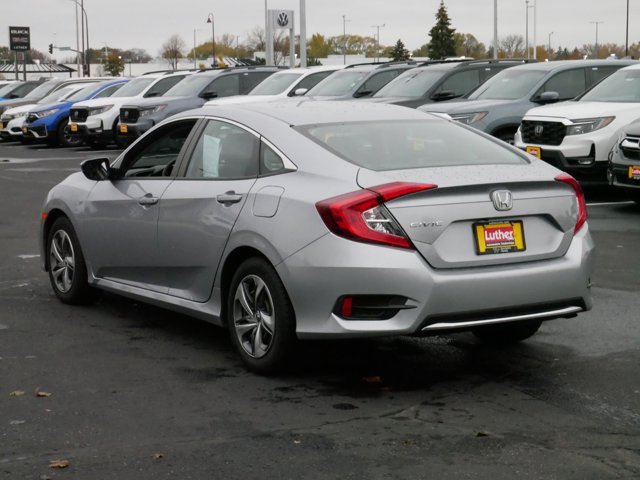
left=111, top=77, right=155, bottom=97
left=374, top=69, right=446, bottom=98
left=307, top=71, right=368, bottom=96
left=296, top=120, right=526, bottom=171
left=469, top=70, right=546, bottom=100
left=579, top=69, right=640, bottom=102
left=249, top=73, right=303, bottom=95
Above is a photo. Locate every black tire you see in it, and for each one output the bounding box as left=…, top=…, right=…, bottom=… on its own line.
left=46, top=217, right=94, bottom=304
left=472, top=320, right=542, bottom=345
left=19, top=136, right=34, bottom=145
left=58, top=120, right=83, bottom=148
left=226, top=257, right=296, bottom=374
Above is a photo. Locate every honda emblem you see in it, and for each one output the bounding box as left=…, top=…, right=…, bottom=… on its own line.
left=491, top=190, right=513, bottom=211
left=534, top=125, right=544, bottom=137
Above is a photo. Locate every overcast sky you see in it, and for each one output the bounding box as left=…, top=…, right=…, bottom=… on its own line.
left=2, top=0, right=638, bottom=61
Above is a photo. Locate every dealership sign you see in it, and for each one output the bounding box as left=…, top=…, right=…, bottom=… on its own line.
left=9, top=26, right=31, bottom=51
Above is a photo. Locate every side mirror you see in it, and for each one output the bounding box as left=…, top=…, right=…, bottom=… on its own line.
left=81, top=157, right=112, bottom=181
left=353, top=90, right=373, bottom=98
left=145, top=91, right=159, bottom=97
left=201, top=91, right=218, bottom=99
left=535, top=91, right=560, bottom=104
left=291, top=88, right=308, bottom=96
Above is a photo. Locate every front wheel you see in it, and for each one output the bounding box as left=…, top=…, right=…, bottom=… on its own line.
left=227, top=257, right=296, bottom=374
left=472, top=320, right=542, bottom=345
left=58, top=120, right=83, bottom=148
left=47, top=217, right=94, bottom=304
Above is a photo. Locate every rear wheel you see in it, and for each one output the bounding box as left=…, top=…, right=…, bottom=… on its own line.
left=47, top=217, right=94, bottom=304
left=472, top=320, right=542, bottom=345
left=226, top=257, right=296, bottom=374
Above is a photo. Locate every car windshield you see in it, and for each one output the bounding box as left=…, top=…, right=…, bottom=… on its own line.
left=249, top=73, right=303, bottom=95
left=307, top=71, right=368, bottom=96
left=23, top=81, right=58, bottom=100
left=0, top=84, right=19, bottom=97
left=297, top=119, right=526, bottom=171
left=469, top=70, right=546, bottom=100
left=37, top=85, right=85, bottom=104
left=579, top=69, right=640, bottom=102
left=110, top=77, right=155, bottom=97
left=164, top=74, right=215, bottom=96
left=374, top=69, right=446, bottom=98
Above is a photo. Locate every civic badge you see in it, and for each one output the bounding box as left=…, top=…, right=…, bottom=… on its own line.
left=491, top=190, right=513, bottom=211
left=534, top=125, right=544, bottom=137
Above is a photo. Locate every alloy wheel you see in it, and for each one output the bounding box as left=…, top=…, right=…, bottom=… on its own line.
left=50, top=229, right=76, bottom=293
left=232, top=275, right=275, bottom=358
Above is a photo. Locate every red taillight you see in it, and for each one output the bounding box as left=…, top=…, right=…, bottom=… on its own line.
left=555, top=174, right=587, bottom=233
left=316, top=182, right=437, bottom=249
left=341, top=296, right=353, bottom=317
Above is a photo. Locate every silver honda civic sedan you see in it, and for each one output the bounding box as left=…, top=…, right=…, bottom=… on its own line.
left=40, top=101, right=594, bottom=373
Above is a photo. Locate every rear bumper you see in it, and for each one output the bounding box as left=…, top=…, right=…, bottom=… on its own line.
left=278, top=227, right=594, bottom=339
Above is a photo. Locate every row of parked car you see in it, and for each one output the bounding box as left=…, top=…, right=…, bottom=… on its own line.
left=2, top=57, right=640, bottom=201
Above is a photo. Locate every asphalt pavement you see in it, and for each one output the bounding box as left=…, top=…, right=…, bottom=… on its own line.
left=1, top=142, right=639, bottom=480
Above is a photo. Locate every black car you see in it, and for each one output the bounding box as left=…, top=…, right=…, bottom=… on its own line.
left=304, top=61, right=418, bottom=100
left=369, top=59, right=534, bottom=108
left=608, top=121, right=640, bottom=203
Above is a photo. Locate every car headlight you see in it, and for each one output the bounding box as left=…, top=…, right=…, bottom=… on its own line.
left=2, top=113, right=24, bottom=121
left=566, top=117, right=615, bottom=136
left=88, top=105, right=114, bottom=116
left=33, top=108, right=60, bottom=119
left=138, top=105, right=167, bottom=118
left=449, top=112, right=488, bottom=125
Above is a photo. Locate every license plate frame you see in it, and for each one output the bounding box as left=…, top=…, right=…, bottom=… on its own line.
left=119, top=124, right=128, bottom=134
left=473, top=220, right=526, bottom=255
left=70, top=123, right=78, bottom=132
left=628, top=165, right=640, bottom=180
left=525, top=146, right=541, bottom=159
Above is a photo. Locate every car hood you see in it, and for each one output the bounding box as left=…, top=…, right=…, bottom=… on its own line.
left=72, top=96, right=137, bottom=109
left=0, top=98, right=41, bottom=112
left=121, top=96, right=192, bottom=109
left=3, top=103, right=39, bottom=115
left=420, top=99, right=515, bottom=114
left=524, top=101, right=640, bottom=119
left=29, top=101, right=73, bottom=114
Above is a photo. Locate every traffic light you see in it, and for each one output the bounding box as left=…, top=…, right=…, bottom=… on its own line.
left=48, top=43, right=53, bottom=54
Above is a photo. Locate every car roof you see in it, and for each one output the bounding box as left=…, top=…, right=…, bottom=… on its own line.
left=185, top=99, right=431, bottom=127
left=196, top=66, right=285, bottom=77
left=344, top=61, right=418, bottom=72
left=503, top=59, right=638, bottom=72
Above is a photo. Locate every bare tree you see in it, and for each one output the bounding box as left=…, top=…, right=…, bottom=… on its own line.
left=246, top=26, right=266, bottom=52
left=160, top=34, right=186, bottom=70
left=499, top=34, right=525, bottom=57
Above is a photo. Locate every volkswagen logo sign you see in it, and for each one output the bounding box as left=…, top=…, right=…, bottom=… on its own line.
left=534, top=125, right=544, bottom=137
left=277, top=12, right=289, bottom=27
left=491, top=190, right=513, bottom=211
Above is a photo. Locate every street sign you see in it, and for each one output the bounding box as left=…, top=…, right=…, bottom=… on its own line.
left=9, top=26, right=31, bottom=51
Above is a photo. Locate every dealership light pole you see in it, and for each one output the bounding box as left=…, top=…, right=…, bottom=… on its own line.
left=342, top=15, right=351, bottom=65
left=69, top=0, right=89, bottom=76
left=493, top=0, right=498, bottom=59
left=193, top=29, right=199, bottom=69
left=548, top=31, right=554, bottom=56
left=532, top=0, right=537, bottom=60
left=300, top=0, right=307, bottom=67
left=371, top=24, right=385, bottom=62
left=590, top=21, right=603, bottom=58
left=625, top=0, right=630, bottom=57
left=207, top=13, right=216, bottom=67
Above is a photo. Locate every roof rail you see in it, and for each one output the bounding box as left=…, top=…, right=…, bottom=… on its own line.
left=345, top=60, right=419, bottom=69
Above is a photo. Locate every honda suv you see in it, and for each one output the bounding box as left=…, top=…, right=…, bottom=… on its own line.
left=117, top=66, right=283, bottom=144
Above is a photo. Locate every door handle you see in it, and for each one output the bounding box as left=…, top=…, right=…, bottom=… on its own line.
left=216, top=192, right=243, bottom=205
left=138, top=194, right=159, bottom=206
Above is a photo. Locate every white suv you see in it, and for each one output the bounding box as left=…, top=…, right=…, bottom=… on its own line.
left=515, top=63, right=640, bottom=180
left=68, top=71, right=191, bottom=147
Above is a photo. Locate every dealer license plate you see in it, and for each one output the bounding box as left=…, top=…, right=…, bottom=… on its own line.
left=0, top=122, right=4, bottom=129
left=525, top=146, right=541, bottom=158
left=119, top=124, right=128, bottom=134
left=22, top=127, right=28, bottom=134
left=70, top=123, right=78, bottom=132
left=474, top=221, right=526, bottom=255
left=628, top=166, right=640, bottom=180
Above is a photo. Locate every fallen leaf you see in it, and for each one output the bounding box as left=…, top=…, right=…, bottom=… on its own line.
left=293, top=439, right=301, bottom=444
left=476, top=431, right=490, bottom=437
left=49, top=459, right=70, bottom=469
left=9, top=390, right=25, bottom=397
left=35, top=389, right=52, bottom=397
left=362, top=376, right=382, bottom=384
left=152, top=453, right=164, bottom=460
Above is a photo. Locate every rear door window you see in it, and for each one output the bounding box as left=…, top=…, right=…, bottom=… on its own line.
left=357, top=70, right=403, bottom=97
left=434, top=69, right=481, bottom=98
left=588, top=66, right=620, bottom=86
left=241, top=72, right=274, bottom=93
left=205, top=74, right=241, bottom=98
left=145, top=75, right=187, bottom=97
left=291, top=71, right=335, bottom=94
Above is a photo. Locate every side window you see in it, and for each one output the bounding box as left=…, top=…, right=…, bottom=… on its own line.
left=93, top=84, right=123, bottom=99
left=589, top=67, right=619, bottom=86
left=539, top=69, right=587, bottom=100
left=145, top=75, right=186, bottom=97
left=122, top=119, right=197, bottom=177
left=481, top=66, right=503, bottom=82
left=185, top=120, right=259, bottom=179
left=260, top=141, right=286, bottom=175
left=435, top=70, right=481, bottom=97
left=357, top=70, right=402, bottom=96
left=291, top=71, right=334, bottom=95
left=204, top=75, right=240, bottom=98
left=241, top=72, right=273, bottom=93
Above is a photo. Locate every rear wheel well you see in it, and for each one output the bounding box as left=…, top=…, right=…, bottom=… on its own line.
left=219, top=247, right=273, bottom=325
left=42, top=209, right=68, bottom=270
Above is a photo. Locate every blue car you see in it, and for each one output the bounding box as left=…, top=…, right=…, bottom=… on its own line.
left=23, top=79, right=127, bottom=147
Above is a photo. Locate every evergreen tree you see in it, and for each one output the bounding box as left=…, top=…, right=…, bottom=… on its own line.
left=390, top=39, right=411, bottom=61
left=428, top=1, right=456, bottom=59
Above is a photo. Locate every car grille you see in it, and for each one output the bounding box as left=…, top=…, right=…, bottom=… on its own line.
left=620, top=136, right=640, bottom=161
left=26, top=114, right=38, bottom=123
left=120, top=108, right=139, bottom=123
left=70, top=108, right=88, bottom=122
left=521, top=120, right=566, bottom=146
